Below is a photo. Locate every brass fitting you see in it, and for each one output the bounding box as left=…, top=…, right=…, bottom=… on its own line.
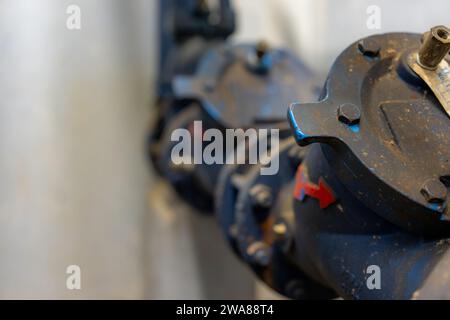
left=418, top=25, right=450, bottom=70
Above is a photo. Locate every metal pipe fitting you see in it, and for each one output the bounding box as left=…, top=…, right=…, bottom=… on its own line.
left=418, top=25, right=450, bottom=70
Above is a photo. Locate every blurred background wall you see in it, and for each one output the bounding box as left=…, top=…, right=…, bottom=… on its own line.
left=0, top=0, right=447, bottom=299
left=0, top=0, right=156, bottom=299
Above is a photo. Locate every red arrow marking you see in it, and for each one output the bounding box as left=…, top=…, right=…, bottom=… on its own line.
left=293, top=165, right=336, bottom=209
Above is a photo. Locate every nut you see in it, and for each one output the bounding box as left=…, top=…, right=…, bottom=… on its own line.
left=246, top=241, right=271, bottom=266
left=273, top=222, right=287, bottom=240
left=358, top=39, right=380, bottom=57
left=337, top=103, right=361, bottom=125
left=249, top=184, right=273, bottom=209
left=255, top=40, right=270, bottom=60
left=420, top=178, right=448, bottom=203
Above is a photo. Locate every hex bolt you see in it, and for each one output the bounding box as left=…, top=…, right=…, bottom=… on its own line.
left=273, top=221, right=294, bottom=254
left=272, top=222, right=287, bottom=241
left=247, top=40, right=272, bottom=74
left=249, top=184, right=273, bottom=209
left=337, top=103, right=361, bottom=125
left=418, top=25, right=450, bottom=70
left=358, top=39, right=381, bottom=57
left=246, top=241, right=271, bottom=266
left=420, top=178, right=448, bottom=203
left=255, top=40, right=270, bottom=60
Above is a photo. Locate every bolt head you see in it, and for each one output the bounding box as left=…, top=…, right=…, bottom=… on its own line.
left=337, top=103, right=361, bottom=125
left=255, top=40, right=270, bottom=59
left=421, top=179, right=448, bottom=203
left=247, top=40, right=272, bottom=74
left=249, top=184, right=273, bottom=209
left=272, top=220, right=294, bottom=253
left=358, top=39, right=380, bottom=57
left=273, top=222, right=287, bottom=238
left=246, top=241, right=271, bottom=266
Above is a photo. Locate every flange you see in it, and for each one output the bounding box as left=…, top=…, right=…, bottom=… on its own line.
left=174, top=43, right=319, bottom=129
left=288, top=33, right=450, bottom=235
